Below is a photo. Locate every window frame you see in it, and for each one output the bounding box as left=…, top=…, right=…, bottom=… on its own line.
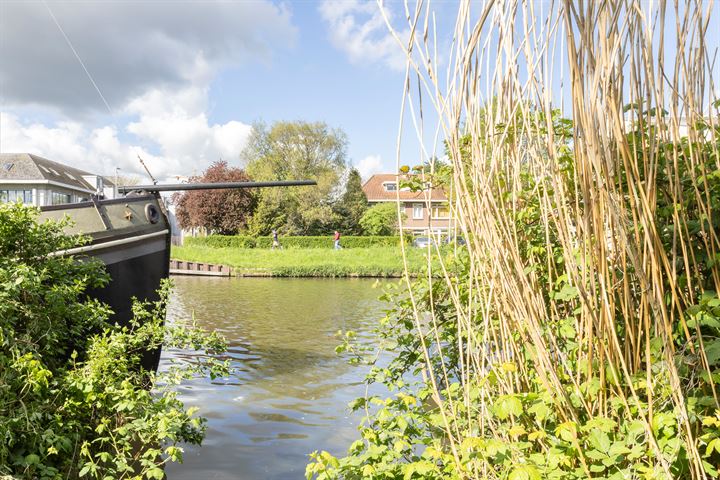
left=412, top=203, right=424, bottom=220
left=431, top=204, right=450, bottom=219
left=51, top=191, right=72, bottom=205
left=383, top=182, right=397, bottom=192
left=0, top=189, right=33, bottom=204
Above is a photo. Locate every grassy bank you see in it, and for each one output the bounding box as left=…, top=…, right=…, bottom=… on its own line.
left=171, top=245, right=432, bottom=277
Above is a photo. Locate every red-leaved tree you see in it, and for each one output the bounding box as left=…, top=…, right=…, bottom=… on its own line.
left=172, top=161, right=255, bottom=235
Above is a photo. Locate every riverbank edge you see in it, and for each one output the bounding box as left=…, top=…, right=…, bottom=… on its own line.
left=169, top=265, right=413, bottom=278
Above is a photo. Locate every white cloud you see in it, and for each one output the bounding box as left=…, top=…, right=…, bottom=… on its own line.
left=0, top=112, right=158, bottom=180
left=125, top=85, right=252, bottom=178
left=0, top=84, right=253, bottom=182
left=0, top=0, right=296, bottom=113
left=0, top=2, right=282, bottom=182
left=356, top=154, right=384, bottom=179
left=319, top=0, right=408, bottom=71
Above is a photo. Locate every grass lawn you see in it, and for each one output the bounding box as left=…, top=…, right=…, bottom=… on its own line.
left=171, top=245, right=435, bottom=277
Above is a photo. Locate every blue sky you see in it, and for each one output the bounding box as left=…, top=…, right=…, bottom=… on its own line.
left=0, top=0, right=427, bottom=182
left=4, top=1, right=715, bottom=184
left=206, top=5, right=407, bottom=175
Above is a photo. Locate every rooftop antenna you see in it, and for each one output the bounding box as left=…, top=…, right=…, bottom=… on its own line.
left=137, top=154, right=157, bottom=185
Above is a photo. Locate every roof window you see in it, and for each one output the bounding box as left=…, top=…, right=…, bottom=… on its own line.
left=65, top=172, right=76, bottom=180
left=2, top=163, right=13, bottom=172
left=383, top=182, right=397, bottom=192
left=39, top=165, right=50, bottom=173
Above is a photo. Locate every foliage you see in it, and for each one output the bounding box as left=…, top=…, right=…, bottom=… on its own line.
left=243, top=121, right=348, bottom=236
left=172, top=160, right=255, bottom=235
left=359, top=203, right=404, bottom=236
left=171, top=245, right=435, bottom=277
left=306, top=108, right=720, bottom=478
left=333, top=168, right=368, bottom=235
left=184, top=235, right=409, bottom=249
left=0, top=203, right=229, bottom=479
left=306, top=2, right=720, bottom=478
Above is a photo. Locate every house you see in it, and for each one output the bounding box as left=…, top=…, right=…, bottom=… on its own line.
left=361, top=173, right=451, bottom=235
left=0, top=153, right=116, bottom=206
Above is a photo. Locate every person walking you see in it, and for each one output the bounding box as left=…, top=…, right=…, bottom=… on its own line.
left=272, top=230, right=280, bottom=249
left=333, top=230, right=341, bottom=250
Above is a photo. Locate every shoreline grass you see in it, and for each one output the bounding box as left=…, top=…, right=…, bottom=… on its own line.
left=171, top=245, right=433, bottom=277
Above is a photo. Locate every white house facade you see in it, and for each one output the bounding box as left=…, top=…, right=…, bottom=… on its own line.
left=0, top=153, right=116, bottom=206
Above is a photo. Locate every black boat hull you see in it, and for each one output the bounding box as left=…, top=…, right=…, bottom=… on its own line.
left=41, top=194, right=170, bottom=371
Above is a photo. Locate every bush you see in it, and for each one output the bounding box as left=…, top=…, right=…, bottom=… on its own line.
left=359, top=203, right=404, bottom=235
left=185, top=235, right=409, bottom=249
left=0, top=203, right=229, bottom=479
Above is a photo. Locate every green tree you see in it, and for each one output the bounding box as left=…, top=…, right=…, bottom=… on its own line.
left=333, top=168, right=368, bottom=235
left=359, top=202, right=403, bottom=235
left=243, top=121, right=347, bottom=235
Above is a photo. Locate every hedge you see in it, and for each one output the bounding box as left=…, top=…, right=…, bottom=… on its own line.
left=184, top=235, right=409, bottom=249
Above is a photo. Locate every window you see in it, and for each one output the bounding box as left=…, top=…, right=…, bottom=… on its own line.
left=51, top=191, right=72, bottom=205
left=413, top=203, right=424, bottom=220
left=431, top=205, right=450, bottom=219
left=384, top=182, right=397, bottom=192
left=0, top=190, right=32, bottom=204
left=2, top=163, right=13, bottom=172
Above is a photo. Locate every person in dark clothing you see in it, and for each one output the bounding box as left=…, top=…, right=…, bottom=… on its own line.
left=272, top=230, right=280, bottom=249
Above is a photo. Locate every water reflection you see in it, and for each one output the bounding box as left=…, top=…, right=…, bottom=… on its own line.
left=161, top=276, right=386, bottom=480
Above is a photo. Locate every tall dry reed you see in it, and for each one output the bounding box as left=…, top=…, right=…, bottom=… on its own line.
left=387, top=0, right=720, bottom=477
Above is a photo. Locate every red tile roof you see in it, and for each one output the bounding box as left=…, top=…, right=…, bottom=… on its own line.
left=361, top=173, right=447, bottom=202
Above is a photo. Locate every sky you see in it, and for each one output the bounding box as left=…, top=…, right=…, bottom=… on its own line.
left=0, top=0, right=426, bottom=183
left=2, top=1, right=717, bottom=186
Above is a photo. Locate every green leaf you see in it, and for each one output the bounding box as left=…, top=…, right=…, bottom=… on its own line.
left=509, top=465, right=541, bottom=480
left=494, top=395, right=523, bottom=420
left=146, top=467, right=164, bottom=479
left=588, top=430, right=611, bottom=453
left=555, top=284, right=579, bottom=302
left=79, top=464, right=92, bottom=477
left=528, top=401, right=551, bottom=421
left=704, top=339, right=720, bottom=365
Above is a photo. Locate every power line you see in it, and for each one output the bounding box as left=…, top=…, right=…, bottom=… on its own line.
left=43, top=0, right=113, bottom=115
left=42, top=1, right=158, bottom=185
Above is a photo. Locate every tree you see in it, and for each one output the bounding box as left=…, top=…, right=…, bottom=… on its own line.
left=333, top=168, right=368, bottom=234
left=359, top=202, right=404, bottom=235
left=172, top=161, right=255, bottom=235
left=243, top=121, right=348, bottom=235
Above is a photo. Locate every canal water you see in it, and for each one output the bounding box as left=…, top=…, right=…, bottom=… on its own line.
left=160, top=276, right=388, bottom=479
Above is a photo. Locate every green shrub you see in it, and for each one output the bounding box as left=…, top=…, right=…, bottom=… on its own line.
left=185, top=235, right=409, bottom=249
left=359, top=203, right=404, bottom=235
left=0, top=203, right=229, bottom=479
left=186, top=235, right=257, bottom=248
